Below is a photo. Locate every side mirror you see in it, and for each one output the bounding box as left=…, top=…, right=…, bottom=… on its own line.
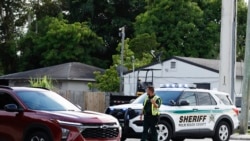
left=179, top=100, right=190, bottom=106
left=4, top=104, right=23, bottom=112
left=75, top=104, right=82, bottom=111
left=130, top=99, right=135, bottom=103
left=170, top=100, right=176, bottom=106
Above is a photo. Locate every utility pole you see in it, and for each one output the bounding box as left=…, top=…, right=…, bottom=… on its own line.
left=239, top=0, right=250, bottom=134
left=119, top=26, right=125, bottom=95
left=131, top=56, right=135, bottom=95
left=219, top=0, right=237, bottom=102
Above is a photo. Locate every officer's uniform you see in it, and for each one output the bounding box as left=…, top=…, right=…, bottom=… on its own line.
left=141, top=95, right=161, bottom=141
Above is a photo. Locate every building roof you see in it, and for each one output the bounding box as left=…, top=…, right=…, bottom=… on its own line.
left=0, top=62, right=104, bottom=81
left=174, top=56, right=244, bottom=77
left=125, top=56, right=244, bottom=77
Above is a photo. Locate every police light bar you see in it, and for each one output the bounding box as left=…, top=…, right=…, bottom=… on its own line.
left=159, top=83, right=196, bottom=89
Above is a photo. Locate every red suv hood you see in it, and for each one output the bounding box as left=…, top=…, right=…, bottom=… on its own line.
left=36, top=110, right=118, bottom=124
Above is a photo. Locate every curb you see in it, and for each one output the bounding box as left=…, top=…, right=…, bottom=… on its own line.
left=230, top=134, right=250, bottom=140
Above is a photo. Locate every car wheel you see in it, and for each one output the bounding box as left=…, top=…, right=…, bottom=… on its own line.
left=213, top=121, right=231, bottom=141
left=157, top=120, right=172, bottom=141
left=26, top=131, right=50, bottom=141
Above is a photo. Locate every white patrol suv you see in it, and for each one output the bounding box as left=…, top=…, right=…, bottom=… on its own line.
left=105, top=84, right=239, bottom=141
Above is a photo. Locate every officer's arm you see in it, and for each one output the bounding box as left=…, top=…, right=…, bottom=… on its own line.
left=141, top=102, right=144, bottom=115
left=141, top=109, right=144, bottom=115
left=153, top=103, right=158, bottom=108
left=152, top=99, right=159, bottom=108
left=155, top=98, right=161, bottom=108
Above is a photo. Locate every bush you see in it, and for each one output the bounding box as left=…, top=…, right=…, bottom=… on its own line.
left=29, top=76, right=54, bottom=90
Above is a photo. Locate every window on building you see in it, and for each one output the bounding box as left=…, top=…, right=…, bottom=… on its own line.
left=170, top=61, right=176, bottom=69
left=194, top=83, right=210, bottom=89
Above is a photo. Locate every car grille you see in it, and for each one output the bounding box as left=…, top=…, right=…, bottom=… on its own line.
left=81, top=123, right=119, bottom=139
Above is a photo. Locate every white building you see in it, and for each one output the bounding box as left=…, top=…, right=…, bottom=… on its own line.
left=123, top=56, right=243, bottom=96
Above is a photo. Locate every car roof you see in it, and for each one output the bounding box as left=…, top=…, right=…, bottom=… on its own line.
left=155, top=87, right=229, bottom=96
left=0, top=86, right=49, bottom=92
left=184, top=88, right=229, bottom=94
left=155, top=88, right=186, bottom=91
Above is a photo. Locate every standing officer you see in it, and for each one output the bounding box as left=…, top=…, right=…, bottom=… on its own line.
left=140, top=85, right=161, bottom=141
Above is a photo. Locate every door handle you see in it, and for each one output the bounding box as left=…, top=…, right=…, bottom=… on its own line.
left=193, top=108, right=198, bottom=111
left=215, top=107, right=219, bottom=109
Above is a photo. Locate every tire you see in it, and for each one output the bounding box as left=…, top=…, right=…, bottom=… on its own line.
left=26, top=131, right=50, bottom=141
left=213, top=121, right=231, bottom=141
left=157, top=120, right=172, bottom=141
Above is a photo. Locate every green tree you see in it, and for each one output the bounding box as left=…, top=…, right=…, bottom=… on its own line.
left=193, top=0, right=221, bottom=59
left=19, top=17, right=105, bottom=70
left=62, top=0, right=147, bottom=67
left=129, top=33, right=161, bottom=59
left=90, top=66, right=120, bottom=92
left=113, top=38, right=152, bottom=70
left=194, top=0, right=247, bottom=61
left=33, top=0, right=62, bottom=20
left=236, top=0, right=247, bottom=61
left=0, top=0, right=27, bottom=74
left=0, top=0, right=64, bottom=74
left=91, top=38, right=153, bottom=92
left=27, top=0, right=63, bottom=34
left=134, top=0, right=247, bottom=60
left=134, top=0, right=206, bottom=59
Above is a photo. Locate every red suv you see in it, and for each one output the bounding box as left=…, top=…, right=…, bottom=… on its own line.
left=0, top=86, right=121, bottom=141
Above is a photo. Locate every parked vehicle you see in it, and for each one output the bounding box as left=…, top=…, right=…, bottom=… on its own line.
left=109, top=94, right=137, bottom=106
left=0, top=86, right=121, bottom=141
left=235, top=95, right=250, bottom=127
left=105, top=84, right=239, bottom=141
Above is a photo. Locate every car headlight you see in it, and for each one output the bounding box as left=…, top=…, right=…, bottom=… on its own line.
left=105, top=107, right=116, bottom=114
left=58, top=120, right=85, bottom=134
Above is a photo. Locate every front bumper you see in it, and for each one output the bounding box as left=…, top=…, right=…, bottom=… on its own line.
left=60, top=122, right=121, bottom=141
left=106, top=108, right=142, bottom=139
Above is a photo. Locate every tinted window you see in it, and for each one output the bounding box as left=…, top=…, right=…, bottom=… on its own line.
left=15, top=90, right=81, bottom=111
left=157, top=91, right=183, bottom=105
left=179, top=92, right=196, bottom=106
left=0, top=92, right=19, bottom=110
left=215, top=94, right=233, bottom=105
left=197, top=92, right=216, bottom=105
left=132, top=91, right=183, bottom=106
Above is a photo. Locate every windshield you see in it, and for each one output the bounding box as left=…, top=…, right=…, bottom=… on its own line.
left=132, top=90, right=183, bottom=106
left=15, top=90, right=81, bottom=111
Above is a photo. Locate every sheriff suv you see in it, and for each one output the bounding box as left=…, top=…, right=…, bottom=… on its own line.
left=0, top=86, right=121, bottom=141
left=105, top=84, right=239, bottom=141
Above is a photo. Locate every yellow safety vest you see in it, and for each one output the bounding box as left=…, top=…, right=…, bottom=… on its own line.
left=143, top=95, right=161, bottom=116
